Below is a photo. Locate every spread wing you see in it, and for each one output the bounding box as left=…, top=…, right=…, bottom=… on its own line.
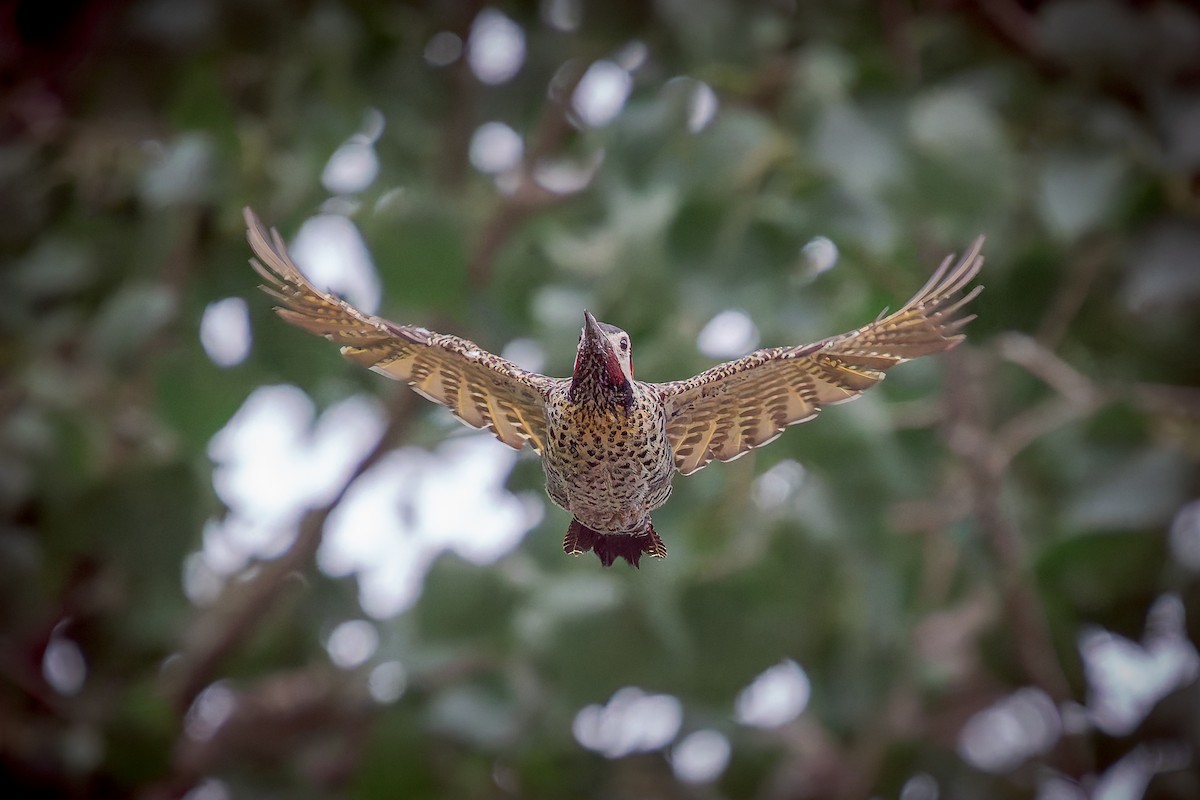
left=654, top=238, right=984, bottom=475
left=245, top=208, right=553, bottom=453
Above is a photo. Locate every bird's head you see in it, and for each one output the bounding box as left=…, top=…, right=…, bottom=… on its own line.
left=570, top=311, right=634, bottom=409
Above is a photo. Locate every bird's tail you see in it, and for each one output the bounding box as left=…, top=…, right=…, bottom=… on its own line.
left=564, top=519, right=667, bottom=568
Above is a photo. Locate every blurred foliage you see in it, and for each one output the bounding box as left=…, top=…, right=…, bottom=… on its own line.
left=3, top=0, right=1200, bottom=798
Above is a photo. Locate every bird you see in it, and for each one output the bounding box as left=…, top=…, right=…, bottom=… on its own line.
left=244, top=207, right=983, bottom=568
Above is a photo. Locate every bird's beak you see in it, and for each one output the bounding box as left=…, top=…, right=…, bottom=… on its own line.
left=581, top=310, right=604, bottom=349
left=579, top=310, right=611, bottom=364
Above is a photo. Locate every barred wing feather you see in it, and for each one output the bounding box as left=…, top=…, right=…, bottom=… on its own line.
left=244, top=208, right=552, bottom=453
left=655, top=238, right=984, bottom=475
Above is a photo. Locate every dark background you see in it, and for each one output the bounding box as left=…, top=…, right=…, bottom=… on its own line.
left=3, top=0, right=1200, bottom=798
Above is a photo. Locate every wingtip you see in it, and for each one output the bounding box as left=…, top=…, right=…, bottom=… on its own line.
left=243, top=206, right=272, bottom=250
left=954, top=236, right=987, bottom=286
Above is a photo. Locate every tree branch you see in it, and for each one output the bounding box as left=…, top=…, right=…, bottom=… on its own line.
left=164, top=390, right=420, bottom=713
left=942, top=348, right=1093, bottom=777
left=466, top=60, right=591, bottom=288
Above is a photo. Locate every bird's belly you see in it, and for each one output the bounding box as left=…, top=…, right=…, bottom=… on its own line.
left=553, top=459, right=673, bottom=533
left=541, top=411, right=674, bottom=534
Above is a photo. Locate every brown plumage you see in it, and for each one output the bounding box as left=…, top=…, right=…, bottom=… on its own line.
left=244, top=207, right=984, bottom=567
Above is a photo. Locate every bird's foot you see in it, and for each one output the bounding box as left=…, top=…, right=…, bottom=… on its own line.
left=564, top=519, right=667, bottom=568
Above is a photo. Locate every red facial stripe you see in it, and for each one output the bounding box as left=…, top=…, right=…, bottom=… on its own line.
left=605, top=351, right=626, bottom=386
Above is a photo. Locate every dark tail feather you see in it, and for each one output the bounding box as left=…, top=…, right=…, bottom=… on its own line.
left=564, top=519, right=667, bottom=568
left=644, top=523, right=667, bottom=560
left=563, top=519, right=599, bottom=557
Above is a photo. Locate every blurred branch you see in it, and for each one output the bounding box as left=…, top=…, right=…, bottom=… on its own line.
left=109, top=206, right=207, bottom=466
left=986, top=332, right=1197, bottom=467
left=164, top=390, right=420, bottom=713
left=973, top=0, right=1044, bottom=64
left=944, top=349, right=1072, bottom=698
left=1134, top=382, right=1200, bottom=420
left=431, top=8, right=596, bottom=292
left=468, top=177, right=572, bottom=289
left=1134, top=382, right=1200, bottom=457
left=1036, top=237, right=1111, bottom=350
left=765, top=687, right=922, bottom=800
left=466, top=60, right=590, bottom=288
left=881, top=0, right=920, bottom=83
left=942, top=347, right=1092, bottom=777
left=991, top=332, right=1109, bottom=469
left=997, top=333, right=1097, bottom=407
left=145, top=666, right=375, bottom=800
left=148, top=653, right=498, bottom=800
left=0, top=559, right=113, bottom=722
left=436, top=1, right=485, bottom=190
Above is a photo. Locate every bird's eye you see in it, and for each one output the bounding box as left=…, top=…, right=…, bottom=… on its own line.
left=619, top=337, right=629, bottom=352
